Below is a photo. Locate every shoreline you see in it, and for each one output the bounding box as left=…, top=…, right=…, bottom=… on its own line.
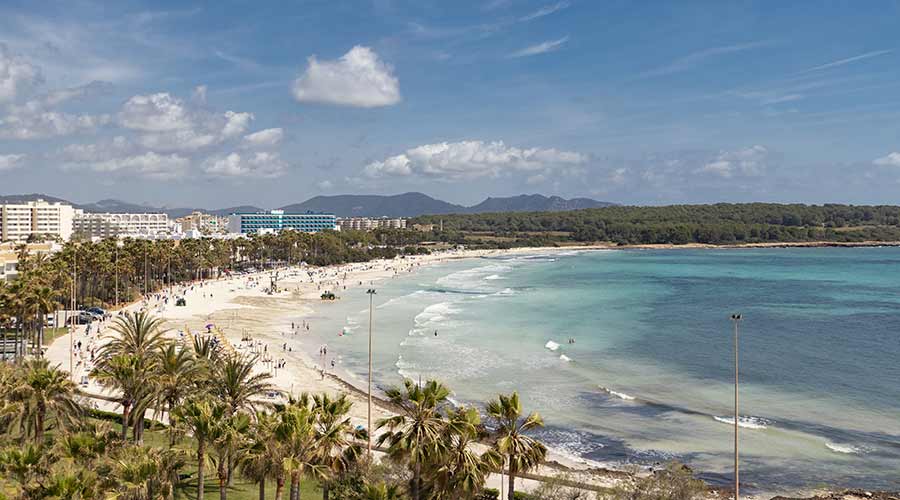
left=44, top=243, right=900, bottom=498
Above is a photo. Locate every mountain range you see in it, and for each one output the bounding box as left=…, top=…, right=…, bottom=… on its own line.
left=0, top=192, right=615, bottom=218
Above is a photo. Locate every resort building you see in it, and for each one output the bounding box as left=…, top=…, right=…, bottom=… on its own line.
left=337, top=217, right=407, bottom=231
left=175, top=211, right=228, bottom=235
left=0, top=241, right=61, bottom=282
left=72, top=211, right=171, bottom=239
left=227, top=210, right=337, bottom=234
left=0, top=200, right=77, bottom=243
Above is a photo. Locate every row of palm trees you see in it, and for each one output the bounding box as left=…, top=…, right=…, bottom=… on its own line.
left=0, top=228, right=428, bottom=361
left=0, top=310, right=548, bottom=500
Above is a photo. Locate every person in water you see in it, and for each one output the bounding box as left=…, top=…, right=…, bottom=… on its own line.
left=434, top=330, right=438, bottom=336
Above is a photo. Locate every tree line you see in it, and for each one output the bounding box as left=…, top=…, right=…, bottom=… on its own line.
left=0, top=230, right=430, bottom=360
left=410, top=203, right=900, bottom=245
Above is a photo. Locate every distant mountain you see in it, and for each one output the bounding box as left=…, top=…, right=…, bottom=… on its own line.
left=280, top=192, right=464, bottom=217
left=0, top=193, right=74, bottom=205
left=467, top=194, right=615, bottom=213
left=1, top=192, right=614, bottom=218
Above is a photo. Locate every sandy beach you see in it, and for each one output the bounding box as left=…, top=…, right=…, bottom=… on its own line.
left=44, top=245, right=630, bottom=494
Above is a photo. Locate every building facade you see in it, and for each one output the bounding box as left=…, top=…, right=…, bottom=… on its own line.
left=227, top=210, right=337, bottom=234
left=175, top=211, right=227, bottom=235
left=72, top=211, right=171, bottom=239
left=0, top=241, right=60, bottom=282
left=337, top=217, right=407, bottom=231
left=0, top=200, right=77, bottom=243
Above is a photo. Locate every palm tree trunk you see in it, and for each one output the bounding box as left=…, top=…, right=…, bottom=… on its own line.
left=413, top=460, right=421, bottom=500
left=218, top=459, right=228, bottom=500
left=35, top=403, right=45, bottom=443
left=507, top=462, right=517, bottom=500
left=257, top=480, right=265, bottom=500
left=121, top=402, right=131, bottom=441
left=322, top=481, right=329, bottom=500
left=197, top=440, right=206, bottom=500
left=133, top=408, right=146, bottom=443
left=289, top=471, right=300, bottom=500
left=275, top=475, right=285, bottom=500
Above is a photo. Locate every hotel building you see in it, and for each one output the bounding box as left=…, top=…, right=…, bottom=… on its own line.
left=0, top=200, right=77, bottom=243
left=72, top=211, right=171, bottom=239
left=227, top=210, right=337, bottom=234
left=337, top=217, right=407, bottom=231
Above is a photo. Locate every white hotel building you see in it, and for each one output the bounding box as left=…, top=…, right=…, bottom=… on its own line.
left=72, top=211, right=171, bottom=239
left=0, top=200, right=77, bottom=242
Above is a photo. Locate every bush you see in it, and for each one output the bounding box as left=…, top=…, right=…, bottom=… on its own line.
left=477, top=488, right=500, bottom=500
left=609, top=461, right=706, bottom=500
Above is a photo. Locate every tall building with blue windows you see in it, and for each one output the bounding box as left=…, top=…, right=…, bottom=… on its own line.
left=227, top=210, right=337, bottom=234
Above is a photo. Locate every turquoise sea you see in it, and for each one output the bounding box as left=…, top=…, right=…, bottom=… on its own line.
left=298, top=248, right=900, bottom=493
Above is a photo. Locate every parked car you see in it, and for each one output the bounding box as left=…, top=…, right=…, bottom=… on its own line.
left=67, top=311, right=95, bottom=325
left=86, top=307, right=106, bottom=317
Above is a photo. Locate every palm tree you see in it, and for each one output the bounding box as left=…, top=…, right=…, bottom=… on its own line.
left=239, top=412, right=283, bottom=500
left=26, top=285, right=58, bottom=356
left=8, top=358, right=80, bottom=443
left=376, top=380, right=451, bottom=500
left=362, top=482, right=406, bottom=500
left=211, top=412, right=250, bottom=500
left=97, top=311, right=166, bottom=442
left=108, top=445, right=188, bottom=500
left=311, top=393, right=365, bottom=500
left=0, top=443, right=49, bottom=500
left=153, top=342, right=202, bottom=446
left=91, top=354, right=145, bottom=441
left=428, top=406, right=498, bottom=500
left=486, top=392, right=547, bottom=500
left=173, top=399, right=226, bottom=500
left=211, top=353, right=275, bottom=484
left=274, top=398, right=327, bottom=500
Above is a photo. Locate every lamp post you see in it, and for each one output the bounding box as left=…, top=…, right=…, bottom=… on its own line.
left=730, top=313, right=742, bottom=500
left=69, top=248, right=77, bottom=381
left=115, top=240, right=124, bottom=307
left=366, top=288, right=376, bottom=456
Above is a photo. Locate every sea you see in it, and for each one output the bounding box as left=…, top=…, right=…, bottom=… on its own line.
left=296, top=247, right=900, bottom=494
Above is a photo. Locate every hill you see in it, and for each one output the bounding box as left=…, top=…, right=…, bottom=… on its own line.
left=279, top=192, right=465, bottom=217
left=466, top=194, right=615, bottom=213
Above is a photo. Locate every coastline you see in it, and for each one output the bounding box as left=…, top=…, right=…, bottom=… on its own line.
left=43, top=242, right=900, bottom=498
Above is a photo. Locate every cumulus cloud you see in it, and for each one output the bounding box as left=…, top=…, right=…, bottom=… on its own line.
left=0, top=154, right=25, bottom=171
left=511, top=37, right=569, bottom=58
left=873, top=152, right=900, bottom=167
left=695, top=145, right=769, bottom=178
left=119, top=92, right=254, bottom=152
left=66, top=151, right=189, bottom=180
left=203, top=151, right=287, bottom=178
left=364, top=140, right=588, bottom=181
left=0, top=44, right=42, bottom=103
left=0, top=100, right=110, bottom=139
left=292, top=46, right=400, bottom=107
left=243, top=127, right=284, bottom=147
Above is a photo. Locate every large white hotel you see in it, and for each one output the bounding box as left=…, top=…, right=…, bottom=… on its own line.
left=0, top=200, right=171, bottom=242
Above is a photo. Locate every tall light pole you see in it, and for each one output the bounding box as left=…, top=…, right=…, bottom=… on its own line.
left=366, top=288, right=376, bottom=456
left=69, top=248, right=77, bottom=380
left=730, top=313, right=742, bottom=500
left=115, top=240, right=123, bottom=307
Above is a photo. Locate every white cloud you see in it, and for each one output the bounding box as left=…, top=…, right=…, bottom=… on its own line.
left=119, top=92, right=254, bottom=152
left=365, top=140, right=588, bottom=181
left=77, top=151, right=189, bottom=180
left=873, top=152, right=900, bottom=167
left=119, top=93, right=194, bottom=132
left=203, top=151, right=287, bottom=178
left=695, top=145, right=768, bottom=178
left=519, top=1, right=570, bottom=22
left=0, top=154, right=25, bottom=171
left=0, top=43, right=42, bottom=103
left=191, top=85, right=208, bottom=104
left=511, top=37, right=569, bottom=58
left=0, top=100, right=110, bottom=139
left=316, top=179, right=334, bottom=190
left=292, top=46, right=400, bottom=107
left=800, top=50, right=892, bottom=74
left=243, top=127, right=284, bottom=147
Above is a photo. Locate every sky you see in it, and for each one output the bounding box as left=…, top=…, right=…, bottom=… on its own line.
left=1, top=0, right=900, bottom=208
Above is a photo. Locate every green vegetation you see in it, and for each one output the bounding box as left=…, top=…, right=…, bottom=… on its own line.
left=411, top=203, right=900, bottom=246
left=0, top=310, right=572, bottom=500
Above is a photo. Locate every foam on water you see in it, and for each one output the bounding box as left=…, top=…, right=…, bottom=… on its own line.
left=825, top=442, right=862, bottom=454
left=600, top=386, right=636, bottom=401
left=713, top=416, right=773, bottom=430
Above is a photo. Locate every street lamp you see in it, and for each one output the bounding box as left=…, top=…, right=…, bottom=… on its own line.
left=115, top=239, right=124, bottom=307
left=366, top=288, right=376, bottom=456
left=69, top=248, right=77, bottom=380
left=730, top=313, right=742, bottom=500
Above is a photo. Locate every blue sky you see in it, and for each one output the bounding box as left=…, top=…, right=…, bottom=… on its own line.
left=1, top=0, right=900, bottom=208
